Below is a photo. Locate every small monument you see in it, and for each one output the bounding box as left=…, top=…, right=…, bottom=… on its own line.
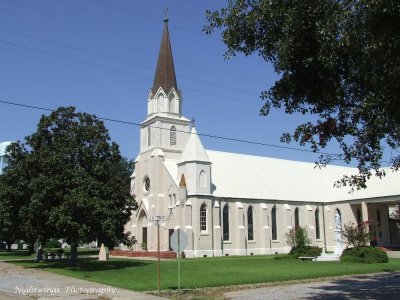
left=98, top=243, right=109, bottom=261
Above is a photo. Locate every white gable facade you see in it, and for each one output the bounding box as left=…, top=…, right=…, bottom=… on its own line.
left=126, top=20, right=400, bottom=258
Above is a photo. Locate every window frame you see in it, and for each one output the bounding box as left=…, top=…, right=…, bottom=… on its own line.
left=247, top=206, right=254, bottom=241
left=223, top=204, right=230, bottom=241
left=170, top=126, right=176, bottom=146
left=200, top=204, right=207, bottom=232
left=272, top=205, right=277, bottom=240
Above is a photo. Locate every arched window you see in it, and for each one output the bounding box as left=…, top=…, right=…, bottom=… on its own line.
left=357, top=208, right=362, bottom=225
left=272, top=205, right=277, bottom=240
left=315, top=208, right=320, bottom=240
left=199, top=170, right=207, bottom=187
left=335, top=209, right=342, bottom=230
left=200, top=204, right=207, bottom=231
left=147, top=127, right=151, bottom=147
left=247, top=206, right=254, bottom=240
left=294, top=207, right=300, bottom=229
left=170, top=126, right=176, bottom=146
left=223, top=205, right=229, bottom=241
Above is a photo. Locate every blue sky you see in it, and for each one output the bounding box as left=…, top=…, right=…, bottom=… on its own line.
left=0, top=0, right=356, bottom=165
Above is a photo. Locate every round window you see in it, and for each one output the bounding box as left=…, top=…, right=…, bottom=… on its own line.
left=143, top=176, right=151, bottom=193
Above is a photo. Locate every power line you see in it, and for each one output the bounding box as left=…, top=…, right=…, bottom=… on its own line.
left=0, top=26, right=259, bottom=96
left=0, top=99, right=339, bottom=156
left=91, top=0, right=220, bottom=41
left=0, top=3, right=266, bottom=85
left=0, top=38, right=259, bottom=105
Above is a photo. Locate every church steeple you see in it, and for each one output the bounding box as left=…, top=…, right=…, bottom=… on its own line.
left=141, top=16, right=190, bottom=155
left=151, top=17, right=178, bottom=96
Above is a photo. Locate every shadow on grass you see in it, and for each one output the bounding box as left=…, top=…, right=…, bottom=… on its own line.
left=0, top=250, right=33, bottom=257
left=22, top=258, right=151, bottom=272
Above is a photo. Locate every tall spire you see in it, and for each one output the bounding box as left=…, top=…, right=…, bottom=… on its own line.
left=151, top=17, right=178, bottom=95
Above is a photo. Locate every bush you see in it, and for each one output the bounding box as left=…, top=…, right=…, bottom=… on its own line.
left=44, top=239, right=61, bottom=249
left=285, top=226, right=311, bottom=249
left=340, top=246, right=388, bottom=263
left=343, top=221, right=373, bottom=247
left=290, top=246, right=322, bottom=258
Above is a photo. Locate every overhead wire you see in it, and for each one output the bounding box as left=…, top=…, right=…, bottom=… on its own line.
left=0, top=99, right=339, bottom=156
left=0, top=38, right=259, bottom=106
left=0, top=26, right=259, bottom=96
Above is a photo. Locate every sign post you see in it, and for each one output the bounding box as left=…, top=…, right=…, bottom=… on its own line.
left=170, top=229, right=188, bottom=292
left=150, top=216, right=167, bottom=294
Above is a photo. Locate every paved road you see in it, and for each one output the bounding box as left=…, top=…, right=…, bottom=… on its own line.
left=0, top=261, right=166, bottom=300
left=225, top=272, right=400, bottom=300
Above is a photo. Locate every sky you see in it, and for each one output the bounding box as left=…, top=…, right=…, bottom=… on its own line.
left=0, top=0, right=364, bottom=166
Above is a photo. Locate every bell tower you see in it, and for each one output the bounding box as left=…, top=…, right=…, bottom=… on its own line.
left=139, top=17, right=190, bottom=160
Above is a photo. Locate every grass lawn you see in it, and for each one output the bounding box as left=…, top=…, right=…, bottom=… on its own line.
left=0, top=250, right=35, bottom=261
left=0, top=248, right=99, bottom=261
left=13, top=255, right=400, bottom=292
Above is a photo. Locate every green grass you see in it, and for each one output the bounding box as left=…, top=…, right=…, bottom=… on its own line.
left=0, top=248, right=99, bottom=261
left=13, top=255, right=400, bottom=291
left=0, top=250, right=35, bottom=261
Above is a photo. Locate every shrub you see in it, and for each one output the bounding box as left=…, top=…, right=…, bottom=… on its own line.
left=342, top=221, right=373, bottom=247
left=44, top=239, right=61, bottom=249
left=340, top=246, right=388, bottom=263
left=290, top=246, right=322, bottom=258
left=285, top=226, right=311, bottom=249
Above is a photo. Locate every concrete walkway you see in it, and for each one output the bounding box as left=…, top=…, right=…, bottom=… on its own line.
left=0, top=261, right=166, bottom=300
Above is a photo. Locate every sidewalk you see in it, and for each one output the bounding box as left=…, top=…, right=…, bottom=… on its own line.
left=0, top=261, right=167, bottom=300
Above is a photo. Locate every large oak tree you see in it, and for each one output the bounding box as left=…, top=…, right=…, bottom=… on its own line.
left=1, top=107, right=136, bottom=264
left=205, top=0, right=400, bottom=188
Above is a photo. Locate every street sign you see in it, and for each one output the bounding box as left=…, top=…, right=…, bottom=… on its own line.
left=150, top=216, right=167, bottom=222
left=170, top=229, right=188, bottom=252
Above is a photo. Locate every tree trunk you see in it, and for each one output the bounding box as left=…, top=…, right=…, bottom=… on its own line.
left=69, top=242, right=78, bottom=266
left=27, top=242, right=35, bottom=254
left=35, top=242, right=44, bottom=262
left=6, top=241, right=12, bottom=252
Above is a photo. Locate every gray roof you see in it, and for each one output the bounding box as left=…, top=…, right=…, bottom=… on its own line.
left=206, top=150, right=400, bottom=203
left=151, top=18, right=178, bottom=96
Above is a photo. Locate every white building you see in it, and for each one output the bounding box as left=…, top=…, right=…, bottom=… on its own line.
left=0, top=141, right=12, bottom=175
left=126, top=19, right=400, bottom=258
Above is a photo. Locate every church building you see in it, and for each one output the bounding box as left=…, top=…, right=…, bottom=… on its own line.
left=126, top=18, right=400, bottom=258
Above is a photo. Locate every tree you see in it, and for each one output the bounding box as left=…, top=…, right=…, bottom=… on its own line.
left=3, top=107, right=136, bottom=264
left=0, top=179, right=21, bottom=251
left=205, top=0, right=400, bottom=189
left=0, top=143, right=36, bottom=252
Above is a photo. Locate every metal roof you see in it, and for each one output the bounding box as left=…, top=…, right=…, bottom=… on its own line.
left=151, top=18, right=178, bottom=96
left=206, top=150, right=400, bottom=203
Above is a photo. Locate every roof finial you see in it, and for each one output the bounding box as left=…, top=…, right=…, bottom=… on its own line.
left=164, top=7, right=169, bottom=22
